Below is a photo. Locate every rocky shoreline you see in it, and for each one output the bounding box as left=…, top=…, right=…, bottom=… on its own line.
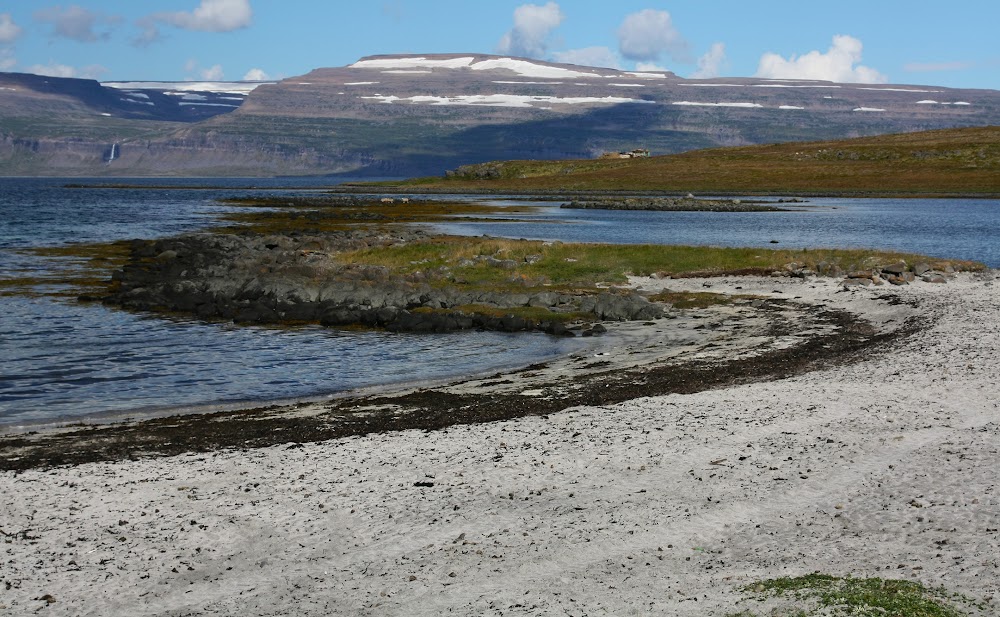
left=3, top=276, right=896, bottom=470
left=2, top=268, right=996, bottom=616
left=96, top=229, right=664, bottom=335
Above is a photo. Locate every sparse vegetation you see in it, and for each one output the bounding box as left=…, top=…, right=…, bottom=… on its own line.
left=730, top=574, right=986, bottom=617
left=386, top=127, right=1000, bottom=195
left=339, top=238, right=982, bottom=294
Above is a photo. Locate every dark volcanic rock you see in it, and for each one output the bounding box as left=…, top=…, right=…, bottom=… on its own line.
left=101, top=230, right=665, bottom=333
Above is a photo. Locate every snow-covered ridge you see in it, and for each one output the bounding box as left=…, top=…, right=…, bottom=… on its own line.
left=680, top=83, right=746, bottom=87
left=470, top=58, right=601, bottom=79
left=672, top=101, right=763, bottom=108
left=752, top=84, right=842, bottom=89
left=351, top=56, right=604, bottom=79
left=350, top=57, right=475, bottom=70
left=858, top=87, right=942, bottom=93
left=360, top=93, right=652, bottom=108
left=104, top=81, right=271, bottom=95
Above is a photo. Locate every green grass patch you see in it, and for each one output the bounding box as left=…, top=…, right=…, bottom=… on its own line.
left=388, top=126, right=1000, bottom=195
left=211, top=198, right=533, bottom=235
left=339, top=239, right=982, bottom=296
left=732, top=574, right=985, bottom=617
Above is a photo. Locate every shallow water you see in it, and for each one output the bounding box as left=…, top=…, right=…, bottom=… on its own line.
left=2, top=179, right=997, bottom=427
left=0, top=178, right=584, bottom=427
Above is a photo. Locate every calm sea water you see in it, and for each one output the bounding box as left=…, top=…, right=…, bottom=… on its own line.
left=0, top=178, right=586, bottom=427
left=1, top=179, right=997, bottom=427
left=441, top=197, right=1000, bottom=268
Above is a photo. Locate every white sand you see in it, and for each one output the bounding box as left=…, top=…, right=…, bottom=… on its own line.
left=2, top=273, right=998, bottom=616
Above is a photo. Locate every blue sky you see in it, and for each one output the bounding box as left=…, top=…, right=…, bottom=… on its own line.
left=1, top=1, right=997, bottom=89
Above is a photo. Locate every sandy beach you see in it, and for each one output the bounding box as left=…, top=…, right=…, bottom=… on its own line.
left=2, top=272, right=997, bottom=616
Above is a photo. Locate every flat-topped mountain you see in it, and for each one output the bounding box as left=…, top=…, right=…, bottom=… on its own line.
left=1, top=53, right=998, bottom=176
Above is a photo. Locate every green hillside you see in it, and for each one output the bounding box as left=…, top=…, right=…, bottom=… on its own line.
left=390, top=126, right=1000, bottom=196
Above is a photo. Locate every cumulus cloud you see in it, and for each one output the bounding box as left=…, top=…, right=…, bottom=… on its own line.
left=200, top=64, right=224, bottom=80
left=156, top=0, right=252, bottom=32
left=182, top=59, right=225, bottom=81
left=34, top=5, right=121, bottom=43
left=634, top=61, right=668, bottom=72
left=497, top=2, right=564, bottom=58
left=691, top=43, right=727, bottom=79
left=0, top=12, right=23, bottom=44
left=552, top=46, right=621, bottom=69
left=1, top=49, right=15, bottom=71
left=26, top=61, right=108, bottom=79
left=617, top=9, right=689, bottom=64
left=755, top=35, right=887, bottom=84
left=243, top=67, right=269, bottom=80
left=137, top=0, right=252, bottom=45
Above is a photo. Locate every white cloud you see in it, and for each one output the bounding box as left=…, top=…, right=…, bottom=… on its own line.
left=1, top=50, right=15, bottom=71
left=243, top=67, right=269, bottom=80
left=755, top=35, right=887, bottom=84
left=497, top=2, right=564, bottom=58
left=691, top=43, right=727, bottom=79
left=156, top=0, right=252, bottom=32
left=552, top=46, right=621, bottom=69
left=183, top=59, right=225, bottom=81
left=617, top=9, right=689, bottom=64
left=0, top=12, right=23, bottom=44
left=137, top=0, right=251, bottom=44
left=34, top=5, right=120, bottom=43
left=200, top=64, right=224, bottom=80
left=26, top=62, right=108, bottom=79
left=635, top=61, right=668, bottom=73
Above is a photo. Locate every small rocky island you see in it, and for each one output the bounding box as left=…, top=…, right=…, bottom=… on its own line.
left=101, top=229, right=663, bottom=335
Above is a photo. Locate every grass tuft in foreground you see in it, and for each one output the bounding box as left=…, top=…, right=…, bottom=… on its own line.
left=730, top=574, right=989, bottom=617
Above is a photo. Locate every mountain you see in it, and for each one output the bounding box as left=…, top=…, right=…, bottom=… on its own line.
left=1, top=53, right=999, bottom=177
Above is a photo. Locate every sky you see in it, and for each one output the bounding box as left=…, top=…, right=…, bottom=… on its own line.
left=0, top=1, right=997, bottom=89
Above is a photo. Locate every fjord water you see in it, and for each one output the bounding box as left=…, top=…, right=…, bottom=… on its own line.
left=2, top=179, right=997, bottom=427
left=439, top=197, right=1000, bottom=268
left=0, top=178, right=585, bottom=427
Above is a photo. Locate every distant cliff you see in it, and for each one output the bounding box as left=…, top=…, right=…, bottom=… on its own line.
left=2, top=54, right=999, bottom=177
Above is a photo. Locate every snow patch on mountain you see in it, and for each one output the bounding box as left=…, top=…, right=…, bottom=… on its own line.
left=470, top=58, right=602, bottom=79
left=672, top=101, right=764, bottom=108
left=104, top=81, right=267, bottom=95
left=351, top=57, right=476, bottom=70
left=361, top=93, right=651, bottom=108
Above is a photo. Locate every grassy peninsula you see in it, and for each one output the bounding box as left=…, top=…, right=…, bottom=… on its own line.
left=383, top=126, right=1000, bottom=196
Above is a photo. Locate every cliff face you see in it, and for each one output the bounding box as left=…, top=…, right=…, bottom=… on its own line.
left=2, top=54, right=999, bottom=177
